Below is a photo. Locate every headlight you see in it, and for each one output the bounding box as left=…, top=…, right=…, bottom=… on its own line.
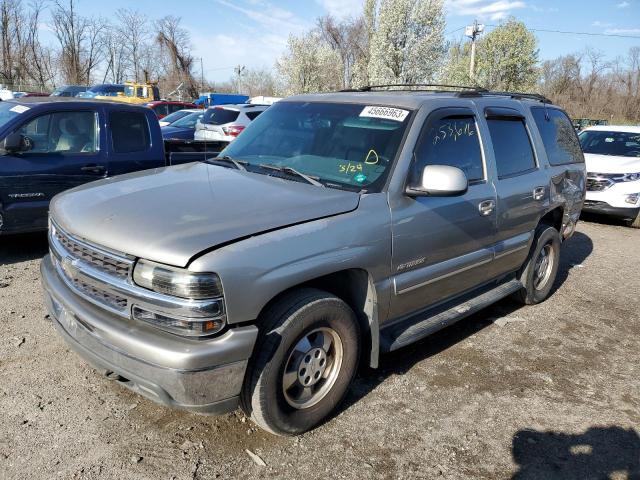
left=133, top=259, right=223, bottom=299
left=132, top=259, right=226, bottom=337
left=625, top=193, right=640, bottom=205
left=622, top=172, right=640, bottom=182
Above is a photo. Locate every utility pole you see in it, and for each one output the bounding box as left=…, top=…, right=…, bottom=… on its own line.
left=234, top=65, right=245, bottom=93
left=200, top=57, right=204, bottom=94
left=465, top=20, right=484, bottom=80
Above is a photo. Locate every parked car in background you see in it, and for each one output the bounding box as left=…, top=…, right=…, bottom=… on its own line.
left=50, top=85, right=89, bottom=98
left=579, top=125, right=640, bottom=227
left=158, top=109, right=196, bottom=127
left=0, top=98, right=220, bottom=235
left=194, top=104, right=268, bottom=143
left=40, top=87, right=585, bottom=436
left=147, top=101, right=198, bottom=119
left=0, top=88, right=15, bottom=100
left=77, top=84, right=125, bottom=99
left=14, top=92, right=50, bottom=98
left=161, top=110, right=203, bottom=140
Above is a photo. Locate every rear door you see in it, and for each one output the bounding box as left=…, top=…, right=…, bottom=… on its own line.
left=389, top=107, right=498, bottom=318
left=0, top=108, right=105, bottom=233
left=106, top=109, right=162, bottom=175
left=483, top=106, right=549, bottom=275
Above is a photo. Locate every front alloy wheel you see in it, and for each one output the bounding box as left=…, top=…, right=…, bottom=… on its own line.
left=241, top=289, right=360, bottom=436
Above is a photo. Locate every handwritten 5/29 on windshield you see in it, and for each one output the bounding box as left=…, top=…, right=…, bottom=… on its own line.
left=433, top=120, right=476, bottom=145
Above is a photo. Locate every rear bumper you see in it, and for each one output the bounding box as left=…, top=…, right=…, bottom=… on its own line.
left=41, top=255, right=258, bottom=414
left=582, top=200, right=640, bottom=220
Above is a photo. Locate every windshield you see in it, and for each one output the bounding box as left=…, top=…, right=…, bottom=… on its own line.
left=0, top=102, right=23, bottom=130
left=579, top=130, right=640, bottom=157
left=172, top=112, right=203, bottom=128
left=202, top=108, right=239, bottom=125
left=220, top=101, right=412, bottom=192
left=161, top=110, right=191, bottom=124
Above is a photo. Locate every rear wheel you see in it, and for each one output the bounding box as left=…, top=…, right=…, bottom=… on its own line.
left=241, top=288, right=360, bottom=436
left=513, top=224, right=561, bottom=305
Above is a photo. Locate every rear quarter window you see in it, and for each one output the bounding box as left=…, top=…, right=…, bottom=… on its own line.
left=110, top=111, right=150, bottom=153
left=246, top=111, right=263, bottom=121
left=531, top=107, right=584, bottom=165
left=203, top=108, right=239, bottom=125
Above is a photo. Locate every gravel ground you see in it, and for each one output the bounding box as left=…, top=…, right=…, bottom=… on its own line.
left=1, top=216, right=638, bottom=480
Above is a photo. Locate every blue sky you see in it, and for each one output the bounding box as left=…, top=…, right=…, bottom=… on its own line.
left=73, top=0, right=640, bottom=82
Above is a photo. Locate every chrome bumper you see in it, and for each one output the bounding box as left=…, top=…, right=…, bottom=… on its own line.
left=41, top=255, right=258, bottom=414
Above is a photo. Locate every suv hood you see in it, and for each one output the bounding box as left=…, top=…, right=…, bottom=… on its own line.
left=584, top=153, right=640, bottom=174
left=51, top=162, right=360, bottom=267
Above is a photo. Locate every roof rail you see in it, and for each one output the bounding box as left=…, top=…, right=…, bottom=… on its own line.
left=458, top=90, right=553, bottom=103
left=339, top=83, right=488, bottom=93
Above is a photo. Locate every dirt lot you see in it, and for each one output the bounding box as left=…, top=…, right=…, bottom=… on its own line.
left=0, top=217, right=638, bottom=480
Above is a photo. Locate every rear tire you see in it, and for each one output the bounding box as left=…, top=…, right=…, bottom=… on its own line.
left=240, top=288, right=360, bottom=436
left=513, top=224, right=561, bottom=305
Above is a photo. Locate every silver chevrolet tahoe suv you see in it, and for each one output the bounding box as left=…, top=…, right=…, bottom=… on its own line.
left=41, top=87, right=586, bottom=436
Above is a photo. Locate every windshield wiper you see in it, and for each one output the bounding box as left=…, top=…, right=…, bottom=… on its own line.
left=258, top=164, right=324, bottom=187
left=207, top=155, right=247, bottom=171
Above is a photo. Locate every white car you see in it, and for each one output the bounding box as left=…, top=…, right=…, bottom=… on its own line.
left=580, top=125, right=640, bottom=227
left=194, top=104, right=268, bottom=143
left=158, top=108, right=200, bottom=127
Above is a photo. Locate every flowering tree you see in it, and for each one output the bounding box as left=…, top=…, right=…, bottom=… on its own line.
left=367, top=0, right=446, bottom=85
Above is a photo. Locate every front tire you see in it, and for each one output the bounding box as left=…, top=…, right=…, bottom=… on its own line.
left=626, top=209, right=640, bottom=229
left=241, top=288, right=360, bottom=436
left=513, top=224, right=561, bottom=305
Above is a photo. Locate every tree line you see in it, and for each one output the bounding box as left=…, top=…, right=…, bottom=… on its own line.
left=0, top=0, right=199, bottom=97
left=1, top=0, right=638, bottom=123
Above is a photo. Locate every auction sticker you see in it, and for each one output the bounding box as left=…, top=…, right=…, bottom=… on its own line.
left=10, top=105, right=30, bottom=114
left=360, top=105, right=409, bottom=122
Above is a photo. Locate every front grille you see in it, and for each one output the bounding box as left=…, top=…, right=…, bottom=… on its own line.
left=583, top=200, right=607, bottom=207
left=71, top=277, right=128, bottom=310
left=54, top=228, right=131, bottom=279
left=586, top=177, right=613, bottom=191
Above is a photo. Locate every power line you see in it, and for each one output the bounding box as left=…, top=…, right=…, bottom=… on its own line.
left=485, top=24, right=640, bottom=39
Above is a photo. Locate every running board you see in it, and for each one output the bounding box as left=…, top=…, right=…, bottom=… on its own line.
left=380, top=279, right=523, bottom=352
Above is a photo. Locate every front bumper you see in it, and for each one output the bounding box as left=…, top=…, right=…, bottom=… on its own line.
left=582, top=200, right=640, bottom=220
left=41, top=255, right=258, bottom=414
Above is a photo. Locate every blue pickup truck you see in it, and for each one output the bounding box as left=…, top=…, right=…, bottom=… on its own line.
left=0, top=98, right=222, bottom=235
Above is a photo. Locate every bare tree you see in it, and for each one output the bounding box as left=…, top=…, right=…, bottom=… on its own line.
left=101, top=22, right=129, bottom=83
left=317, top=15, right=368, bottom=89
left=116, top=8, right=148, bottom=81
left=155, top=15, right=198, bottom=97
left=51, top=0, right=105, bottom=85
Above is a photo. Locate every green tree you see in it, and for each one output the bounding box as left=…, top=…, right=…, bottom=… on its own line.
left=443, top=18, right=540, bottom=91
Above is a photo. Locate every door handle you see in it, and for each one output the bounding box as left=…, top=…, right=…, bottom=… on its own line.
left=533, top=186, right=545, bottom=201
left=81, top=164, right=105, bottom=174
left=478, top=199, right=495, bottom=216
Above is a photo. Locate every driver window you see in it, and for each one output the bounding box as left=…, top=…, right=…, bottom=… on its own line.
left=17, top=111, right=98, bottom=154
left=413, top=114, right=485, bottom=183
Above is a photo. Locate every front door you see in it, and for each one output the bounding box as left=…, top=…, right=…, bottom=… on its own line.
left=0, top=109, right=106, bottom=233
left=389, top=107, right=497, bottom=319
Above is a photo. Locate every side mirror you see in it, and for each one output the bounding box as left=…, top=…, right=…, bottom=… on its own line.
left=406, top=165, right=468, bottom=197
left=2, top=132, right=25, bottom=154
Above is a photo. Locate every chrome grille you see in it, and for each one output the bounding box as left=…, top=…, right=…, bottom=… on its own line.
left=70, top=277, right=128, bottom=310
left=54, top=227, right=131, bottom=279
left=586, top=177, right=613, bottom=192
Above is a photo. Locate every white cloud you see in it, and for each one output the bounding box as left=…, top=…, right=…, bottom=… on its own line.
left=605, top=27, right=640, bottom=34
left=617, top=1, right=630, bottom=7
left=447, top=0, right=527, bottom=21
left=592, top=20, right=614, bottom=27
left=316, top=0, right=363, bottom=19
left=213, top=0, right=309, bottom=33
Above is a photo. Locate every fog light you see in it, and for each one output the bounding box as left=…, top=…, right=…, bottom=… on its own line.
left=625, top=193, right=640, bottom=205
left=132, top=306, right=225, bottom=337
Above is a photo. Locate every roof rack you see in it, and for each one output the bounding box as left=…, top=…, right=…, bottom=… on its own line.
left=338, top=83, right=552, bottom=104
left=340, top=83, right=488, bottom=93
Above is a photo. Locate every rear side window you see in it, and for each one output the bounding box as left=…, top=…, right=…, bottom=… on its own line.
left=531, top=108, right=583, bottom=165
left=203, top=108, right=239, bottom=125
left=414, top=115, right=484, bottom=182
left=246, top=111, right=263, bottom=121
left=152, top=104, right=169, bottom=117
left=110, top=111, right=150, bottom=153
left=487, top=119, right=536, bottom=178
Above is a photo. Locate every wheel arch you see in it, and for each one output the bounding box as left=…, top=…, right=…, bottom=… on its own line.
left=255, top=268, right=380, bottom=369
